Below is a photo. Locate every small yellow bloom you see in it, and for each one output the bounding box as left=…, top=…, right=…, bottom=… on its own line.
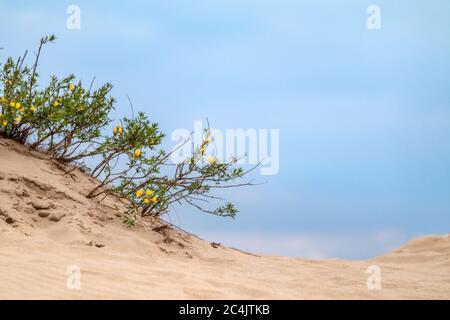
left=133, top=149, right=142, bottom=158
left=145, top=189, right=154, bottom=197
left=0, top=97, right=5, bottom=104
left=15, top=102, right=21, bottom=109
left=151, top=195, right=158, bottom=203
left=69, top=83, right=76, bottom=91
left=135, top=189, right=144, bottom=197
left=20, top=107, right=25, bottom=113
left=53, top=101, right=59, bottom=107
left=113, top=126, right=123, bottom=135
left=15, top=116, right=21, bottom=124
left=10, top=101, right=15, bottom=107
left=207, top=155, right=216, bottom=164
left=143, top=198, right=150, bottom=204
left=29, top=105, right=36, bottom=112
left=2, top=120, right=7, bottom=126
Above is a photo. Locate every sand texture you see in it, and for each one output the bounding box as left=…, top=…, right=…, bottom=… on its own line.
left=0, top=137, right=449, bottom=299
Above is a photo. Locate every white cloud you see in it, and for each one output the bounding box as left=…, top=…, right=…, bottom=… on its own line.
left=199, top=229, right=409, bottom=260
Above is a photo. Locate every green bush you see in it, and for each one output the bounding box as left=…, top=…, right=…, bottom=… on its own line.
left=0, top=35, right=254, bottom=226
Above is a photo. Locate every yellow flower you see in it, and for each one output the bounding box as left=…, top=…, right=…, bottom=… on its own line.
left=133, top=149, right=141, bottom=158
left=69, top=83, right=76, bottom=91
left=135, top=189, right=144, bottom=197
left=20, top=107, right=25, bottom=113
left=10, top=101, right=15, bottom=107
left=151, top=195, right=158, bottom=203
left=0, top=97, right=5, bottom=104
left=15, top=116, right=22, bottom=124
left=113, top=126, right=123, bottom=135
left=206, top=155, right=216, bottom=164
left=143, top=198, right=150, bottom=204
left=29, top=105, right=36, bottom=112
left=53, top=101, right=59, bottom=107
left=206, top=137, right=212, bottom=144
left=145, top=189, right=154, bottom=197
left=2, top=120, right=7, bottom=126
left=15, top=102, right=21, bottom=109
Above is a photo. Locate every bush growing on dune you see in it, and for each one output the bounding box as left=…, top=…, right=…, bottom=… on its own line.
left=0, top=35, right=114, bottom=161
left=0, top=35, right=254, bottom=225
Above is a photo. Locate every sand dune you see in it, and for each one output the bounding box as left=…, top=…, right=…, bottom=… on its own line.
left=0, top=137, right=449, bottom=299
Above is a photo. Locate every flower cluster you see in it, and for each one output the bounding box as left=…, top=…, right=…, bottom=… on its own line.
left=135, top=188, right=158, bottom=204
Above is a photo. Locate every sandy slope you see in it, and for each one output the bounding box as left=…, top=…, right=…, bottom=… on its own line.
left=0, top=137, right=449, bottom=299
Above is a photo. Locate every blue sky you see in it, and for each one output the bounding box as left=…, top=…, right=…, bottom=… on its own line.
left=1, top=1, right=449, bottom=259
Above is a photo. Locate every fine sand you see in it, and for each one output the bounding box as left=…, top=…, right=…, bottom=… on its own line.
left=0, top=137, right=449, bottom=299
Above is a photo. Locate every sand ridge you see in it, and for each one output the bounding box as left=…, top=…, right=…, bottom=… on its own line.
left=0, top=137, right=449, bottom=299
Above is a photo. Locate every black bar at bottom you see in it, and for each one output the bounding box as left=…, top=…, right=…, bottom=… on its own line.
left=2, top=300, right=448, bottom=318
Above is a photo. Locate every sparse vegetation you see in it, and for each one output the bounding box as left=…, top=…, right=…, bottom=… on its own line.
left=0, top=35, right=254, bottom=226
